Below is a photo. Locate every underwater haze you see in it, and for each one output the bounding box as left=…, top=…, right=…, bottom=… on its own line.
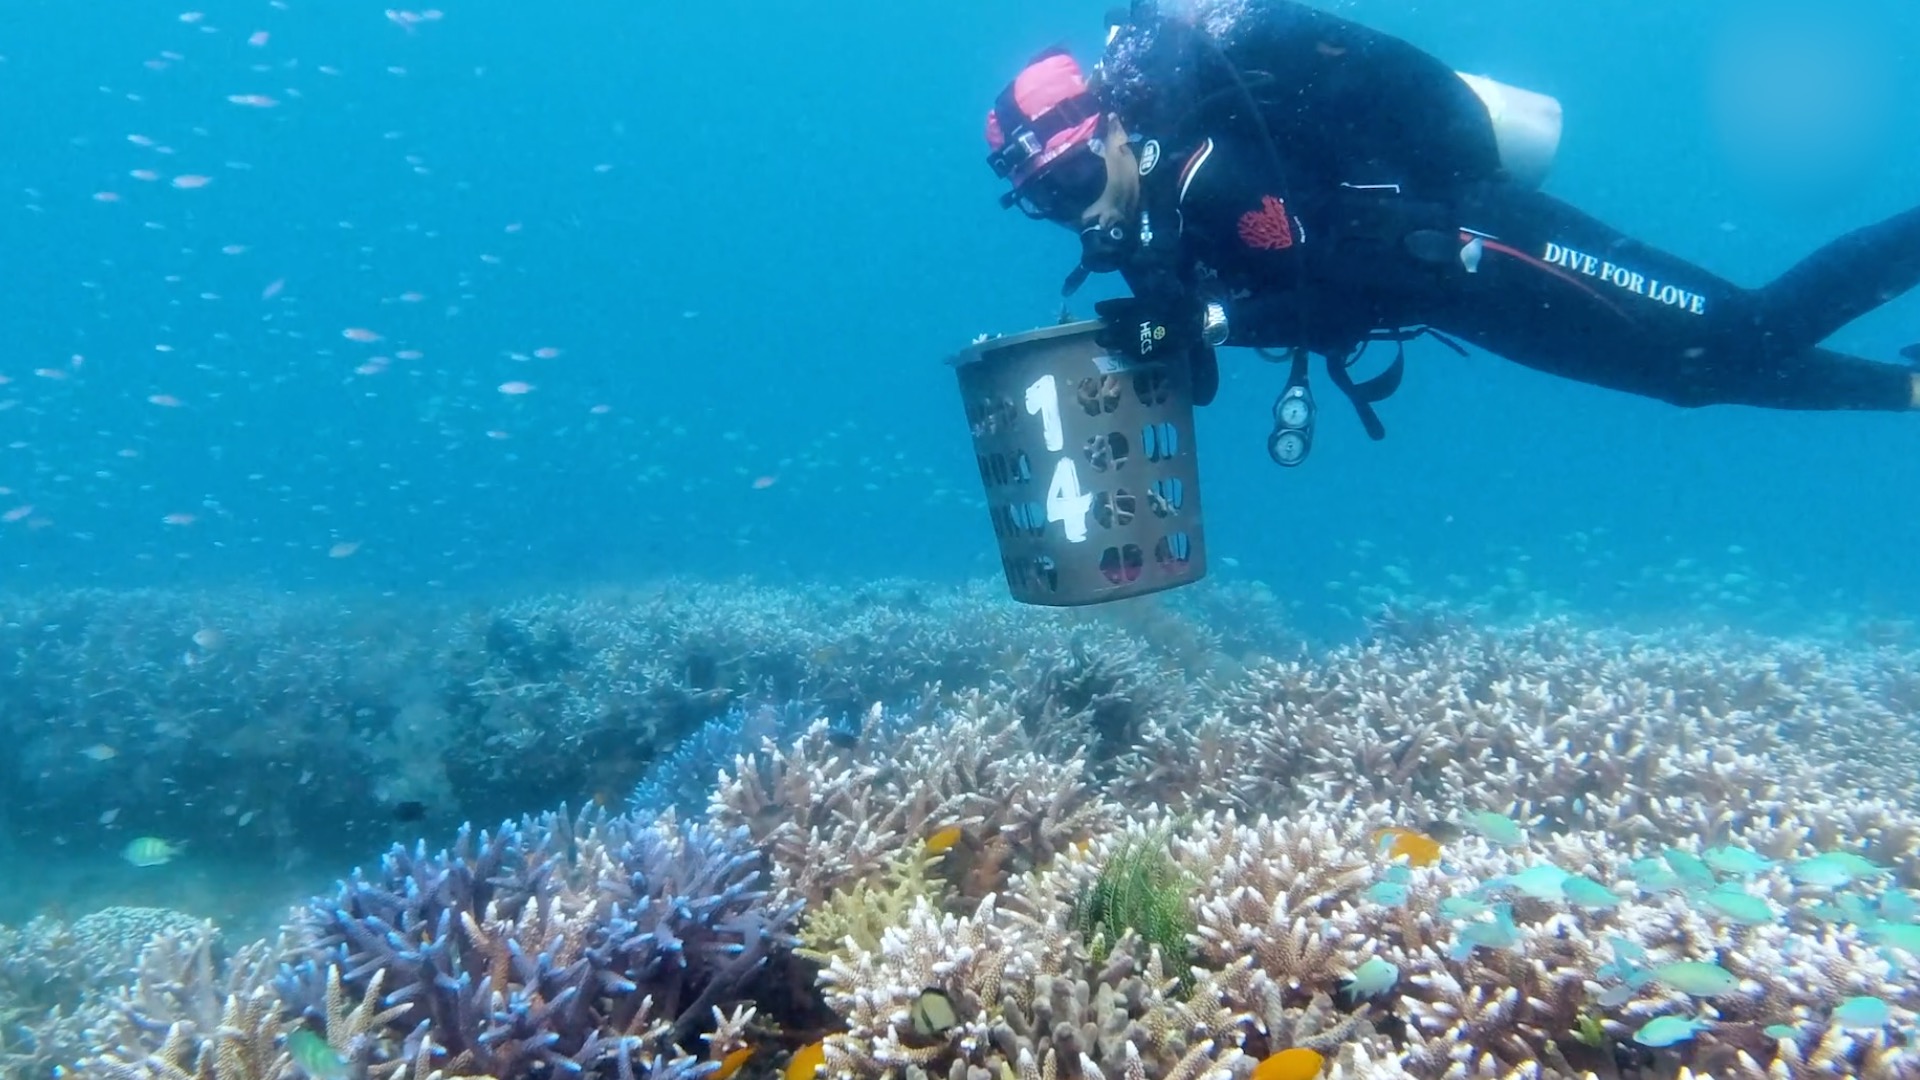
left=0, top=0, right=1914, bottom=625
left=3, top=4, right=1920, bottom=1078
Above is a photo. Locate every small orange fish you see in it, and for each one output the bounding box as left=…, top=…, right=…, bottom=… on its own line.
left=1251, top=1048, right=1324, bottom=1080
left=784, top=1041, right=825, bottom=1080
left=925, top=826, right=964, bottom=856
left=1371, top=827, right=1442, bottom=868
left=712, top=1047, right=753, bottom=1080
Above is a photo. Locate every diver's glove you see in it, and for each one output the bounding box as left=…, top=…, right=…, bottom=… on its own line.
left=1094, top=297, right=1223, bottom=406
left=1093, top=297, right=1203, bottom=359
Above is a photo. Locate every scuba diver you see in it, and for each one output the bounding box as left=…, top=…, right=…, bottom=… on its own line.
left=984, top=1, right=1920, bottom=465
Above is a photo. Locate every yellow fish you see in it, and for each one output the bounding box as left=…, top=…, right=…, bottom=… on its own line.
left=1371, top=827, right=1442, bottom=868
left=712, top=1047, right=754, bottom=1080
left=122, top=836, right=184, bottom=867
left=1251, top=1048, right=1325, bottom=1080
left=784, top=1041, right=826, bottom=1080
left=925, top=826, right=965, bottom=856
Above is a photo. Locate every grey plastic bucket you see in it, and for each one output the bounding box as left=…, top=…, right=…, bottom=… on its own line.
left=949, top=320, right=1207, bottom=607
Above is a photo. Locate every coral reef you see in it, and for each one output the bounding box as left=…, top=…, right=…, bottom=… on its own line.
left=76, top=919, right=291, bottom=1080
left=794, top=850, right=947, bottom=965
left=0, top=580, right=1219, bottom=863
left=744, top=601, right=1920, bottom=1079
left=277, top=806, right=801, bottom=1080
left=0, top=908, right=212, bottom=1080
left=816, top=894, right=1251, bottom=1080
left=629, top=702, right=820, bottom=820
left=713, top=696, right=1114, bottom=906
left=1115, top=610, right=1920, bottom=885
left=6, top=578, right=1920, bottom=1080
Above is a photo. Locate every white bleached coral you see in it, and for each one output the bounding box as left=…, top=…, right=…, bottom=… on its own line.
left=714, top=698, right=1116, bottom=904
left=817, top=889, right=1250, bottom=1080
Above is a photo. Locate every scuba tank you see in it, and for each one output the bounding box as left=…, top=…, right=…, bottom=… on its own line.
left=1455, top=73, right=1563, bottom=190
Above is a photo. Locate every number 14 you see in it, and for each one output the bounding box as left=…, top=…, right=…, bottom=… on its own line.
left=1026, top=375, right=1091, bottom=543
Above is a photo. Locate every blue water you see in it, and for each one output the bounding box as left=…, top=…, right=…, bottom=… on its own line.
left=1, top=0, right=1916, bottom=626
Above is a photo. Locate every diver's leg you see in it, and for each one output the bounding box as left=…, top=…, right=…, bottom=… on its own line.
left=1431, top=186, right=1755, bottom=406
left=1765, top=347, right=1918, bottom=412
left=1756, top=204, right=1920, bottom=352
left=1429, top=187, right=1915, bottom=410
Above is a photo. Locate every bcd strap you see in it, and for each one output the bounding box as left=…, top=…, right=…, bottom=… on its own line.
left=1286, top=345, right=1310, bottom=391
left=1326, top=326, right=1467, bottom=441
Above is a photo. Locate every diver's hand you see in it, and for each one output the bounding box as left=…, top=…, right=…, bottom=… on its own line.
left=1093, top=297, right=1199, bottom=359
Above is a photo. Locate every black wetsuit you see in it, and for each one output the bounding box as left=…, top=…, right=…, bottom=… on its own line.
left=1100, top=2, right=1920, bottom=412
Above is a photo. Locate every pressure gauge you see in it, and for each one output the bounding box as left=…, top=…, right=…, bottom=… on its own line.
left=1276, top=387, right=1313, bottom=429
left=1268, top=384, right=1315, bottom=468
left=1268, top=427, right=1310, bottom=467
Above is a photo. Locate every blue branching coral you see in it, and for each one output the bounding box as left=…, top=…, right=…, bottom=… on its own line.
left=278, top=806, right=801, bottom=1080
left=628, top=701, right=820, bottom=819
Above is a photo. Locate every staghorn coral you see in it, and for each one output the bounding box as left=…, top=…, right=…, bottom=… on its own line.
left=796, top=850, right=949, bottom=965
left=998, top=627, right=1198, bottom=773
left=74, top=991, right=289, bottom=1080
left=13, top=581, right=1920, bottom=1079
left=714, top=698, right=1116, bottom=906
left=818, top=893, right=1248, bottom=1080
left=1358, top=825, right=1920, bottom=1078
left=815, top=789, right=1920, bottom=1078
left=279, top=806, right=800, bottom=1080
left=1118, top=611, right=1920, bottom=889
left=1178, top=813, right=1375, bottom=999
left=0, top=908, right=215, bottom=1080
left=676, top=597, right=1920, bottom=1076
left=630, top=702, right=821, bottom=820
left=711, top=706, right=914, bottom=906
left=72, top=918, right=291, bottom=1080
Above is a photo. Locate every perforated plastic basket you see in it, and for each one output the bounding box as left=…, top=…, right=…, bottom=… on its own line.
left=950, top=321, right=1208, bottom=607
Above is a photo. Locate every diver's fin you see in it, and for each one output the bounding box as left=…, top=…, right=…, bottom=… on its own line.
left=1900, top=342, right=1920, bottom=365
